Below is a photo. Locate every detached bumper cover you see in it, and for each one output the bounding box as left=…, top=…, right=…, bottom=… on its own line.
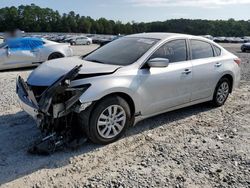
left=16, top=76, right=39, bottom=119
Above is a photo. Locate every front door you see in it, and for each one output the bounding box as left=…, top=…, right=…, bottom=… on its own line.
left=138, top=39, right=193, bottom=116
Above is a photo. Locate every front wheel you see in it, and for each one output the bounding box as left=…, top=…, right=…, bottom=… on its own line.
left=212, top=78, right=231, bottom=107
left=82, top=96, right=132, bottom=144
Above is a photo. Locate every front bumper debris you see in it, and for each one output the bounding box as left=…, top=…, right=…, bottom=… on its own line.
left=16, top=65, right=84, bottom=126
left=16, top=76, right=39, bottom=120
left=16, top=65, right=91, bottom=155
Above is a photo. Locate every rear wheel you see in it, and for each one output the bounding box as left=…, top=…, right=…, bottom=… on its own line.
left=212, top=78, right=231, bottom=107
left=87, top=41, right=91, bottom=45
left=82, top=96, right=132, bottom=144
left=48, top=52, right=64, bottom=60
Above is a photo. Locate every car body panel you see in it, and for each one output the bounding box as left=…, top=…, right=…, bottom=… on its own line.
left=27, top=56, right=121, bottom=86
left=137, top=61, right=192, bottom=115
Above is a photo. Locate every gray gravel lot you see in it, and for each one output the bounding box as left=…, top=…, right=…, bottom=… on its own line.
left=0, top=44, right=249, bottom=188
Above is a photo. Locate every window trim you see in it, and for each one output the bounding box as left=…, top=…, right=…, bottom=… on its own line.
left=212, top=44, right=222, bottom=57
left=141, top=38, right=189, bottom=68
left=189, top=39, right=215, bottom=60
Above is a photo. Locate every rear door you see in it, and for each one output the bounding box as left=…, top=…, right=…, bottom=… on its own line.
left=189, top=39, right=221, bottom=101
left=139, top=39, right=193, bottom=116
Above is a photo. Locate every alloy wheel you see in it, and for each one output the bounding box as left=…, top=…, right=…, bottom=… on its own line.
left=97, top=105, right=126, bottom=139
left=216, top=81, right=229, bottom=104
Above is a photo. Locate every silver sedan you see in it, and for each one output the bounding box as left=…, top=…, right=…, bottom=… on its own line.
left=0, top=37, right=73, bottom=70
left=17, top=33, right=241, bottom=145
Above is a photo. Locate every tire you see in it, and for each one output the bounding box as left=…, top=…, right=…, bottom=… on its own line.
left=87, top=41, right=90, bottom=45
left=71, top=42, right=76, bottom=45
left=242, top=48, right=246, bottom=52
left=48, top=53, right=64, bottom=60
left=81, top=96, right=132, bottom=144
left=211, top=77, right=231, bottom=107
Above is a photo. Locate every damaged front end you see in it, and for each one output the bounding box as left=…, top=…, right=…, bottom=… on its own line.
left=16, top=65, right=91, bottom=154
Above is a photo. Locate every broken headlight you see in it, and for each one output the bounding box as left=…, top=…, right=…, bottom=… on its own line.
left=52, top=84, right=91, bottom=118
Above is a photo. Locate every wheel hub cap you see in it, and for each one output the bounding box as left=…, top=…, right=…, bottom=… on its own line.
left=216, top=82, right=229, bottom=104
left=97, top=105, right=126, bottom=139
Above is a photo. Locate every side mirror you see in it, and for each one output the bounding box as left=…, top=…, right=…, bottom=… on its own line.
left=147, top=58, right=169, bottom=68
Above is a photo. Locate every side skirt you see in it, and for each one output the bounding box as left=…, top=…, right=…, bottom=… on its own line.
left=134, top=96, right=213, bottom=125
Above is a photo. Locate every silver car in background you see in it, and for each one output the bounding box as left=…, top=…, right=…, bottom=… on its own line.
left=17, top=33, right=241, bottom=145
left=70, top=36, right=92, bottom=45
left=0, top=37, right=73, bottom=70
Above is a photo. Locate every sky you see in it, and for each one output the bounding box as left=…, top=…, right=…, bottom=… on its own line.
left=0, top=0, right=250, bottom=22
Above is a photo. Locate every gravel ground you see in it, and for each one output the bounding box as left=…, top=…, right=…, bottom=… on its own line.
left=0, top=44, right=249, bottom=188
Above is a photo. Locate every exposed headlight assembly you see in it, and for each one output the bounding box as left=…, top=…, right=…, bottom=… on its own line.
left=52, top=84, right=91, bottom=118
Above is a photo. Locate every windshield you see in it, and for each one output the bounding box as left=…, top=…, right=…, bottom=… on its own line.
left=84, top=37, right=159, bottom=65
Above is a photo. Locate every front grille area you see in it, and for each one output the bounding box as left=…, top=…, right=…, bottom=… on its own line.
left=28, top=85, right=48, bottom=98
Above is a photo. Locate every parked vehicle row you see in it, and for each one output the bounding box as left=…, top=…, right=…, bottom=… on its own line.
left=17, top=33, right=241, bottom=145
left=241, top=43, right=250, bottom=52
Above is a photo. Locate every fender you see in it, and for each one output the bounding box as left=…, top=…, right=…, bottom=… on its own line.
left=73, top=75, right=142, bottom=113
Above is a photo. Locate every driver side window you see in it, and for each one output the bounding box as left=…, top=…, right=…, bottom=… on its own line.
left=150, top=39, right=187, bottom=63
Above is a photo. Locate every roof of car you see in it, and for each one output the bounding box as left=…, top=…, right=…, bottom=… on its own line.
left=6, top=37, right=44, bottom=49
left=126, top=32, right=193, bottom=40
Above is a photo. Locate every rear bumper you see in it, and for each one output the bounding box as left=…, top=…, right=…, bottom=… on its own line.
left=16, top=76, right=39, bottom=120
left=232, top=66, right=241, bottom=90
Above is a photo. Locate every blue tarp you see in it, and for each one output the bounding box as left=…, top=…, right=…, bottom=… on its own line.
left=7, top=37, right=44, bottom=51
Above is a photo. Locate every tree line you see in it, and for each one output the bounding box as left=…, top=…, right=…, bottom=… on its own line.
left=1, top=4, right=250, bottom=36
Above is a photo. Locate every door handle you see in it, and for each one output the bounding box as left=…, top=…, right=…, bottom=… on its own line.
left=182, top=69, right=192, bottom=74
left=215, top=62, right=222, bottom=67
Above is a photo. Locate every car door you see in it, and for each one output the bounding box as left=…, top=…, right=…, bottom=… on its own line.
left=82, top=37, right=88, bottom=44
left=189, top=39, right=220, bottom=101
left=138, top=39, right=193, bottom=116
left=5, top=40, right=37, bottom=68
left=77, top=38, right=84, bottom=45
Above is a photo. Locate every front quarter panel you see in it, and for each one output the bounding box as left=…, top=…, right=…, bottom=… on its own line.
left=70, top=68, right=142, bottom=113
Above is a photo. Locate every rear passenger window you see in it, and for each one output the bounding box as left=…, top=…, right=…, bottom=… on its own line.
left=213, top=45, right=221, bottom=56
left=150, top=40, right=187, bottom=63
left=191, top=40, right=214, bottom=60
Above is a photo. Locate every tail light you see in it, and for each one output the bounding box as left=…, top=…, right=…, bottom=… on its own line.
left=234, top=58, right=241, bottom=66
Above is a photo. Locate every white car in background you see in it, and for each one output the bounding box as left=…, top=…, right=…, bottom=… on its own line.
left=0, top=37, right=73, bottom=70
left=70, top=36, right=92, bottom=45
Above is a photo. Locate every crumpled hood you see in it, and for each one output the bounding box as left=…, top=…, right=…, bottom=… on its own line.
left=27, top=56, right=121, bottom=86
